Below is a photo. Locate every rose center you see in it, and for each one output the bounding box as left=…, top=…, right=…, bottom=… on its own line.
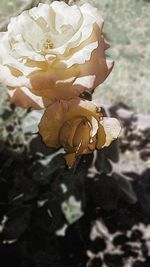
left=73, top=119, right=91, bottom=147
left=43, top=39, right=53, bottom=50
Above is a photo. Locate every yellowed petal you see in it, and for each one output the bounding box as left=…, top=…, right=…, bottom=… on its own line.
left=59, top=117, right=82, bottom=147
left=73, top=119, right=91, bottom=147
left=39, top=98, right=101, bottom=148
left=96, top=124, right=106, bottom=149
left=88, top=136, right=97, bottom=151
left=64, top=153, right=77, bottom=168
left=76, top=35, right=114, bottom=91
left=8, top=87, right=51, bottom=109
left=29, top=66, right=80, bottom=100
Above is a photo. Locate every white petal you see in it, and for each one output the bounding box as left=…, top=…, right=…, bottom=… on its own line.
left=73, top=75, right=96, bottom=89
left=8, top=11, right=44, bottom=51
left=80, top=3, right=104, bottom=29
left=51, top=1, right=82, bottom=33
left=58, top=41, right=98, bottom=68
left=48, top=9, right=98, bottom=55
left=12, top=41, right=44, bottom=61
left=101, top=117, right=121, bottom=147
left=29, top=3, right=52, bottom=32
left=0, top=32, right=6, bottom=42
left=56, top=77, right=76, bottom=85
left=51, top=2, right=103, bottom=54
left=91, top=116, right=99, bottom=137
left=0, top=66, right=31, bottom=88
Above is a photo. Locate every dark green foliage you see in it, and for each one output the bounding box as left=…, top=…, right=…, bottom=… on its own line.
left=0, top=102, right=150, bottom=267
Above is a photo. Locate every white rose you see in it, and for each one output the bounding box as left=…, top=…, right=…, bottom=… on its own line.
left=0, top=1, right=113, bottom=105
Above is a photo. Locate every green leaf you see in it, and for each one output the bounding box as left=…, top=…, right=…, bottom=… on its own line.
left=96, top=152, right=112, bottom=174
left=21, top=110, right=44, bottom=134
left=2, top=206, right=32, bottom=240
left=113, top=172, right=137, bottom=204
left=102, top=140, right=120, bottom=163
left=32, top=152, right=66, bottom=185
left=61, top=196, right=84, bottom=225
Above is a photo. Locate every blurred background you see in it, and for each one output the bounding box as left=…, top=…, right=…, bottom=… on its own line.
left=0, top=0, right=150, bottom=113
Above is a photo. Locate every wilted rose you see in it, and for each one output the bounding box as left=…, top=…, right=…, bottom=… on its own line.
left=0, top=1, right=113, bottom=104
left=39, top=98, right=121, bottom=167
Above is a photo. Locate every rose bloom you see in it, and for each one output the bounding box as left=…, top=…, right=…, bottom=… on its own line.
left=39, top=98, right=121, bottom=167
left=0, top=1, right=113, bottom=108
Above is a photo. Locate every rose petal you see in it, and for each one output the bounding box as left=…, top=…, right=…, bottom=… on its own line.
left=91, top=116, right=99, bottom=137
left=59, top=41, right=98, bottom=68
left=73, top=119, right=91, bottom=147
left=39, top=98, right=101, bottom=148
left=64, top=153, right=77, bottom=168
left=59, top=117, right=83, bottom=148
left=80, top=3, right=104, bottom=29
left=8, top=11, right=45, bottom=52
left=50, top=1, right=82, bottom=33
left=8, top=87, right=51, bottom=109
left=73, top=75, right=96, bottom=91
left=29, top=67, right=79, bottom=100
left=0, top=2, right=113, bottom=101
left=0, top=65, right=30, bottom=88
left=76, top=35, right=114, bottom=90
left=97, top=117, right=121, bottom=148
left=96, top=124, right=106, bottom=149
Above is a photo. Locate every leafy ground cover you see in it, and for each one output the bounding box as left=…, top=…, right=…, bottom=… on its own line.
left=0, top=99, right=150, bottom=267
